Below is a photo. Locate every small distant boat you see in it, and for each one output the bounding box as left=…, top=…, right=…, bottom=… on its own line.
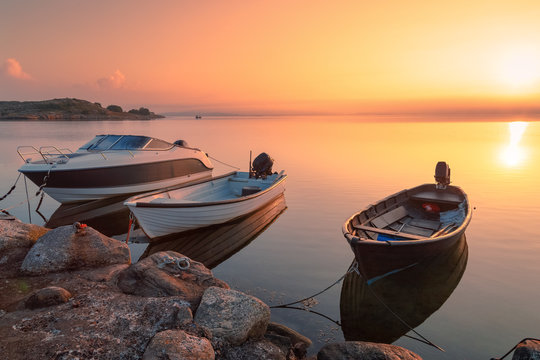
left=125, top=153, right=287, bottom=239
left=17, top=135, right=213, bottom=204
left=342, top=162, right=472, bottom=281
left=195, top=115, right=202, bottom=119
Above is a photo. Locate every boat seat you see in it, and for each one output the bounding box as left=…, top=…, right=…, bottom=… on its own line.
left=149, top=198, right=195, bottom=203
left=408, top=218, right=441, bottom=230
left=370, top=206, right=408, bottom=228
left=353, top=224, right=425, bottom=240
left=399, top=224, right=434, bottom=237
left=410, top=191, right=463, bottom=205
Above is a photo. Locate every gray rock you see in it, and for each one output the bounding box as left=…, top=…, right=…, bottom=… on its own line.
left=21, top=225, right=130, bottom=275
left=0, top=218, right=48, bottom=278
left=117, top=251, right=228, bottom=308
left=194, top=286, right=271, bottom=346
left=0, top=284, right=194, bottom=359
left=221, top=339, right=286, bottom=360
left=317, top=341, right=422, bottom=360
left=143, top=329, right=215, bottom=360
left=266, top=322, right=312, bottom=358
left=81, top=264, right=129, bottom=283
left=512, top=339, right=540, bottom=360
left=22, top=286, right=72, bottom=309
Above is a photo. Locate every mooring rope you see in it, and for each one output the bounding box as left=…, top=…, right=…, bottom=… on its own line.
left=490, top=338, right=540, bottom=360
left=270, top=272, right=349, bottom=309
left=270, top=260, right=445, bottom=353
left=208, top=155, right=241, bottom=170
left=0, top=172, right=22, bottom=202
left=364, top=277, right=445, bottom=352
left=34, top=192, right=47, bottom=223
left=24, top=176, right=32, bottom=224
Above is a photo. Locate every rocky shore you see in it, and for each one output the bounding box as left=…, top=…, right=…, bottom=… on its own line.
left=1, top=216, right=537, bottom=359
left=0, top=98, right=164, bottom=120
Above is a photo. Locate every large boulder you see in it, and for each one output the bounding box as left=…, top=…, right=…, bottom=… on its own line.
left=265, top=322, right=312, bottom=359
left=317, top=341, right=422, bottom=360
left=20, top=225, right=130, bottom=275
left=194, top=286, right=271, bottom=346
left=512, top=339, right=540, bottom=360
left=0, top=217, right=48, bottom=277
left=143, top=329, right=215, bottom=360
left=1, top=287, right=194, bottom=359
left=221, top=339, right=286, bottom=360
left=117, top=251, right=228, bottom=308
left=22, top=286, right=72, bottom=310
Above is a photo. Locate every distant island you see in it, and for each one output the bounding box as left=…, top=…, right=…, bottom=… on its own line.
left=0, top=98, right=164, bottom=120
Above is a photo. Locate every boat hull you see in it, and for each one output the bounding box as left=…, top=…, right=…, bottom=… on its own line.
left=39, top=171, right=212, bottom=203
left=19, top=157, right=212, bottom=203
left=349, top=228, right=465, bottom=282
left=126, top=174, right=287, bottom=239
left=340, top=234, right=468, bottom=343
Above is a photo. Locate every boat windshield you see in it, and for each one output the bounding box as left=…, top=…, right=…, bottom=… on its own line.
left=110, top=136, right=151, bottom=150
left=78, top=135, right=172, bottom=151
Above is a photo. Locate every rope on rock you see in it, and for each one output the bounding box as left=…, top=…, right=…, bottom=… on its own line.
left=490, top=338, right=540, bottom=360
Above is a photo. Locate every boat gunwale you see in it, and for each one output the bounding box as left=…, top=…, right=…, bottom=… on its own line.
left=125, top=172, right=287, bottom=209
left=342, top=183, right=472, bottom=246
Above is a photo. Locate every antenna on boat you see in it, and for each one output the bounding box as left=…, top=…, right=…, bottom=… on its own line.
left=249, top=150, right=252, bottom=178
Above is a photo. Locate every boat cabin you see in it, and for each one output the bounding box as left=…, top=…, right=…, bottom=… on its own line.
left=79, top=135, right=174, bottom=152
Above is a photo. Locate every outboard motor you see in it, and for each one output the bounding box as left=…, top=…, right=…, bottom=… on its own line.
left=252, top=152, right=274, bottom=179
left=173, top=140, right=189, bottom=147
left=435, top=161, right=451, bottom=189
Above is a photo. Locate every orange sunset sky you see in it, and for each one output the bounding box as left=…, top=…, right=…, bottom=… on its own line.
left=2, top=0, right=540, bottom=115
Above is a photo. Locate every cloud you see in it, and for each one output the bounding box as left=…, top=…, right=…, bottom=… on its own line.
left=97, top=70, right=126, bottom=89
left=2, top=58, right=32, bottom=80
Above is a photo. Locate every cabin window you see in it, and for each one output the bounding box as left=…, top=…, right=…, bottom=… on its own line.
left=79, top=135, right=107, bottom=150
left=145, top=138, right=172, bottom=150
left=110, top=136, right=150, bottom=150
left=88, top=135, right=122, bottom=150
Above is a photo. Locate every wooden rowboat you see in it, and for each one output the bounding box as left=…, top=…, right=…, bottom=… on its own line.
left=342, top=162, right=472, bottom=282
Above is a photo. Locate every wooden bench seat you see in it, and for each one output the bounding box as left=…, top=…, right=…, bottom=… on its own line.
left=410, top=191, right=463, bottom=205
left=370, top=206, right=408, bottom=228
left=353, top=224, right=425, bottom=240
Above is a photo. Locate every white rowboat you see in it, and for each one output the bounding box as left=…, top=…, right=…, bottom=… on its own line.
left=125, top=171, right=287, bottom=239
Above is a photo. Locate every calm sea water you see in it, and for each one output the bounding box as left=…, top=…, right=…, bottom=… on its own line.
left=1, top=116, right=539, bottom=359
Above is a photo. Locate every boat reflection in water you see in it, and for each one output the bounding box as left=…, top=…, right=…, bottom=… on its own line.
left=340, top=234, right=468, bottom=344
left=47, top=193, right=287, bottom=269
left=46, top=195, right=132, bottom=236
left=140, top=194, right=287, bottom=269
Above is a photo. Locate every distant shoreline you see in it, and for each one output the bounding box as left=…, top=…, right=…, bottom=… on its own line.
left=0, top=98, right=164, bottom=121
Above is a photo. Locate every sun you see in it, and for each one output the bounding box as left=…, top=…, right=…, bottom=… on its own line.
left=496, top=46, right=540, bottom=90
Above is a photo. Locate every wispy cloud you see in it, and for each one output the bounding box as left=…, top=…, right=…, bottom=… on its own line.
left=2, top=58, right=32, bottom=80
left=97, top=70, right=126, bottom=89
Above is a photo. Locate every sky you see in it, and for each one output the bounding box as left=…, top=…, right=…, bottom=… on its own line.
left=2, top=0, right=540, bottom=114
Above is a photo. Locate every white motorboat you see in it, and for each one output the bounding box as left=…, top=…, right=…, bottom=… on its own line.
left=18, top=135, right=213, bottom=204
left=125, top=153, right=287, bottom=239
